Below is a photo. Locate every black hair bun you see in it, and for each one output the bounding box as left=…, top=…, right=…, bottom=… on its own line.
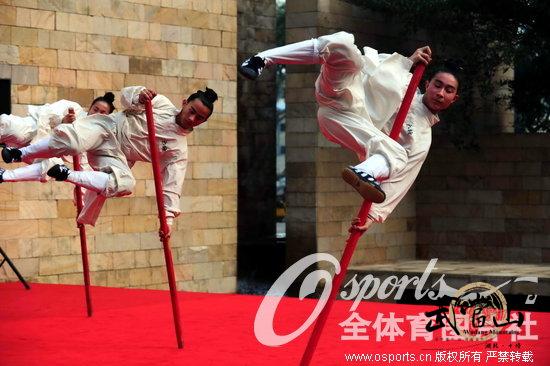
left=203, top=87, right=218, bottom=103
left=103, top=92, right=115, bottom=104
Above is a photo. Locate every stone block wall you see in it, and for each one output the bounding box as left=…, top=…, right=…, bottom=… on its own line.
left=0, top=0, right=238, bottom=292
left=285, top=0, right=421, bottom=268
left=417, top=134, right=550, bottom=263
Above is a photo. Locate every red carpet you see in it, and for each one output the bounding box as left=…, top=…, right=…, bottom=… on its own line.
left=1, top=282, right=549, bottom=365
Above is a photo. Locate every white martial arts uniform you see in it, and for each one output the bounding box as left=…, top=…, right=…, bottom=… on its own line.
left=0, top=100, right=89, bottom=179
left=259, top=31, right=439, bottom=222
left=46, top=86, right=190, bottom=225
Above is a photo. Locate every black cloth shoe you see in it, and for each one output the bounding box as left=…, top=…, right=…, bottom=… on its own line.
left=1, top=147, right=22, bottom=163
left=341, top=166, right=386, bottom=203
left=238, top=56, right=265, bottom=80
left=0, top=167, right=4, bottom=183
left=47, top=164, right=71, bottom=181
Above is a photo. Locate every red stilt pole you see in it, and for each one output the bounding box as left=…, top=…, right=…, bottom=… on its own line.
left=144, top=100, right=184, bottom=349
left=300, top=64, right=426, bottom=366
left=73, top=154, right=93, bottom=317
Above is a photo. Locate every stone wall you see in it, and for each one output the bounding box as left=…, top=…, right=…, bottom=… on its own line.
left=285, top=0, right=422, bottom=268
left=417, top=134, right=550, bottom=263
left=0, top=0, right=238, bottom=292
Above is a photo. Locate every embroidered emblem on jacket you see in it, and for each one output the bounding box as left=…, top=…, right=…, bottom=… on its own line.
left=161, top=140, right=168, bottom=151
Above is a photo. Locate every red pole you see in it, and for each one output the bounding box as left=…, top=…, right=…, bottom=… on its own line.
left=300, top=63, right=426, bottom=366
left=72, top=154, right=93, bottom=317
left=144, top=100, right=184, bottom=349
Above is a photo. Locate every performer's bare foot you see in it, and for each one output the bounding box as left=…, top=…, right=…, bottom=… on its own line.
left=341, top=166, right=386, bottom=203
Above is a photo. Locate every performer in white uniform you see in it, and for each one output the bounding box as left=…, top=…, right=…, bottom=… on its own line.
left=0, top=93, right=115, bottom=183
left=239, top=31, right=459, bottom=229
left=1, top=86, right=218, bottom=231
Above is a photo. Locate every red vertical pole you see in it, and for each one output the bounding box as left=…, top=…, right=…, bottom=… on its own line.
left=72, top=154, right=93, bottom=317
left=300, top=64, right=426, bottom=366
left=144, top=100, right=184, bottom=349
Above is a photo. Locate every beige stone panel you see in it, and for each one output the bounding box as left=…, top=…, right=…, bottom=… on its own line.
left=189, top=11, right=215, bottom=29
left=180, top=196, right=223, bottom=213
left=154, top=75, right=179, bottom=94
left=30, top=85, right=57, bottom=104
left=11, top=26, right=38, bottom=47
left=161, top=59, right=194, bottom=78
left=125, top=73, right=156, bottom=89
left=71, top=33, right=85, bottom=52
left=128, top=20, right=149, bottom=40
left=102, top=17, right=128, bottom=37
left=112, top=37, right=166, bottom=58
left=0, top=24, right=10, bottom=42
left=112, top=251, right=136, bottom=269
left=0, top=219, right=38, bottom=240
left=192, top=162, right=224, bottom=179
left=0, top=202, right=18, bottom=221
left=75, top=70, right=88, bottom=89
left=112, top=73, right=124, bottom=90
left=217, top=47, right=236, bottom=65
left=68, top=13, right=92, bottom=34
left=39, top=254, right=82, bottom=275
left=87, top=71, right=112, bottom=89
left=50, top=218, right=77, bottom=237
left=207, top=179, right=237, bottom=196
left=176, top=44, right=206, bottom=62
left=48, top=68, right=76, bottom=87
left=102, top=197, right=130, bottom=216
left=0, top=5, right=16, bottom=25
left=217, top=15, right=236, bottom=32
left=8, top=258, right=39, bottom=278
left=0, top=44, right=19, bottom=64
left=86, top=34, right=111, bottom=53
left=12, top=65, right=38, bottom=85
left=129, top=197, right=155, bottom=215
left=193, top=62, right=212, bottom=79
left=66, top=51, right=129, bottom=73
left=55, top=11, right=69, bottom=31
left=123, top=215, right=158, bottom=233
left=222, top=196, right=237, bottom=212
left=19, top=46, right=57, bottom=67
left=202, top=29, right=221, bottom=47
left=19, top=200, right=57, bottom=219
left=94, top=233, right=141, bottom=253
left=221, top=31, right=236, bottom=49
left=129, top=57, right=162, bottom=75
left=15, top=7, right=31, bottom=27
left=160, top=24, right=182, bottom=43
left=16, top=0, right=38, bottom=7
left=149, top=7, right=180, bottom=25
left=0, top=182, right=13, bottom=202
left=57, top=199, right=76, bottom=218
left=149, top=22, right=161, bottom=40
left=89, top=253, right=114, bottom=271
left=30, top=9, right=55, bottom=29
left=222, top=0, right=236, bottom=16
left=50, top=30, right=75, bottom=50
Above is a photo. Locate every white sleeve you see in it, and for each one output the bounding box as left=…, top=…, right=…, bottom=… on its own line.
left=121, top=86, right=146, bottom=112
left=160, top=149, right=188, bottom=222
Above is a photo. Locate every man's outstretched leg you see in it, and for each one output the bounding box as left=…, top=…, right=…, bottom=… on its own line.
left=46, top=164, right=110, bottom=193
